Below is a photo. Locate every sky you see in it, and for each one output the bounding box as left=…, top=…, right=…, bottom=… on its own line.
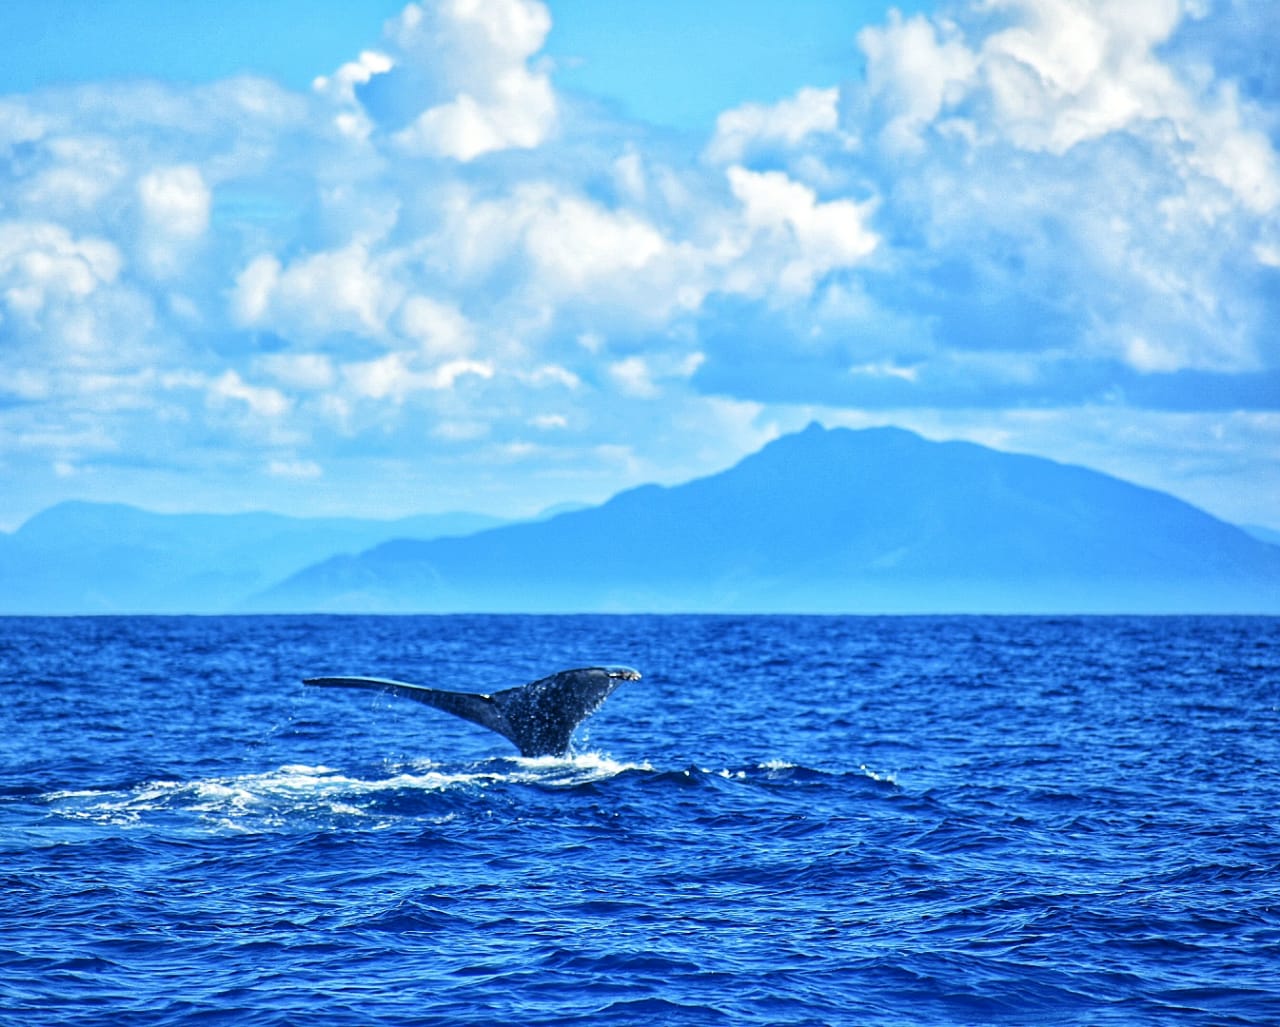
left=1, top=0, right=1277, bottom=531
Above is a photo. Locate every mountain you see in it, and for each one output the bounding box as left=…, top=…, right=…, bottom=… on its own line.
left=0, top=502, right=505, bottom=614
left=255, top=424, right=1280, bottom=614
left=1243, top=524, right=1280, bottom=547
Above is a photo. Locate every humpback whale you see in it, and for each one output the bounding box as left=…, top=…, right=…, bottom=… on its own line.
left=303, top=665, right=641, bottom=758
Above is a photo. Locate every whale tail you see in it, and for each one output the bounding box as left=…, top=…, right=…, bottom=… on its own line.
left=303, top=665, right=640, bottom=758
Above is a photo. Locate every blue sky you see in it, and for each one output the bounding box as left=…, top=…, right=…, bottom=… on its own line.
left=1, top=0, right=1277, bottom=530
left=0, top=2, right=926, bottom=128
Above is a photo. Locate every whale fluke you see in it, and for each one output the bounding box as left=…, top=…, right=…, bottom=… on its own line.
left=303, top=665, right=641, bottom=757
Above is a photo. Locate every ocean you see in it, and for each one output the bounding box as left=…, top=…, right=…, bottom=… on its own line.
left=2, top=614, right=1279, bottom=1025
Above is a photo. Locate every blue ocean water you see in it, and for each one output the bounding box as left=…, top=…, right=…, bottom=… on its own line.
left=2, top=615, right=1279, bottom=1026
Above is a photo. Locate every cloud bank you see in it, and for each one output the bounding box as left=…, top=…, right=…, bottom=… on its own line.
left=1, top=0, right=1277, bottom=524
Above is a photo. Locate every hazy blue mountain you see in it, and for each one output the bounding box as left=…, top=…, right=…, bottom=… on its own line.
left=255, top=424, right=1280, bottom=614
left=0, top=503, right=505, bottom=614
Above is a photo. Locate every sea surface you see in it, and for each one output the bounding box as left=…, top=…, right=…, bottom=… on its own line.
left=2, top=615, right=1279, bottom=1025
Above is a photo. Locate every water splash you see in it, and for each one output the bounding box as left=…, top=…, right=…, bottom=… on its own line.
left=35, top=753, right=658, bottom=836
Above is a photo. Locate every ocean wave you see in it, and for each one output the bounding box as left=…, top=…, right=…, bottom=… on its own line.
left=33, top=756, right=620, bottom=832
left=28, top=754, right=898, bottom=838
left=6, top=615, right=1279, bottom=1026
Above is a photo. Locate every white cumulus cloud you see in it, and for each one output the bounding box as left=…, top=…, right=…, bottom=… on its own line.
left=138, top=164, right=211, bottom=238
left=858, top=11, right=977, bottom=153
left=0, top=222, right=122, bottom=319
left=343, top=352, right=493, bottom=401
left=724, top=167, right=879, bottom=297
left=313, top=50, right=395, bottom=141
left=232, top=244, right=398, bottom=340
left=1, top=0, right=1277, bottom=529
left=706, top=86, right=842, bottom=164
left=385, top=0, right=557, bottom=160
left=209, top=369, right=290, bottom=418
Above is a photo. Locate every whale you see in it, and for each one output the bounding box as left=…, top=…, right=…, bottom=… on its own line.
left=303, top=665, right=641, bottom=757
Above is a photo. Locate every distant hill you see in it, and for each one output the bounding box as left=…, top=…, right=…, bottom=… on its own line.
left=0, top=503, right=505, bottom=614
left=254, top=424, right=1280, bottom=614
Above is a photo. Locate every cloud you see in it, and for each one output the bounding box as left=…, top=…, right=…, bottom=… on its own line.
left=394, top=69, right=555, bottom=161
left=18, top=136, right=128, bottom=213
left=1, top=0, right=1277, bottom=528
left=384, top=0, right=557, bottom=160
left=398, top=296, right=473, bottom=357
left=312, top=50, right=395, bottom=141
left=608, top=356, right=658, bottom=399
left=695, top=0, right=1280, bottom=413
left=0, top=221, right=159, bottom=381
left=255, top=353, right=336, bottom=391
left=136, top=164, right=211, bottom=276
left=232, top=244, right=398, bottom=339
left=975, top=0, right=1280, bottom=213
left=705, top=87, right=841, bottom=164
left=0, top=221, right=122, bottom=320
left=521, top=364, right=581, bottom=389
left=208, top=369, right=290, bottom=419
left=138, top=165, right=211, bottom=238
left=857, top=11, right=977, bottom=153
left=723, top=166, right=879, bottom=297
left=342, top=352, right=493, bottom=401
left=519, top=188, right=668, bottom=291
left=268, top=458, right=323, bottom=479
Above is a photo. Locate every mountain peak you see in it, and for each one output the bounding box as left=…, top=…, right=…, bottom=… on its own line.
left=760, top=421, right=927, bottom=455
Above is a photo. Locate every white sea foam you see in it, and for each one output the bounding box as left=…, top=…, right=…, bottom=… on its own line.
left=859, top=763, right=898, bottom=785
left=40, top=752, right=651, bottom=833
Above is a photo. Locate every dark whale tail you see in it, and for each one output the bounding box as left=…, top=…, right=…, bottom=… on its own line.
left=303, top=666, right=641, bottom=757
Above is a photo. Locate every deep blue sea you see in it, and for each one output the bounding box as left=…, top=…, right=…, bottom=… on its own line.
left=3, top=615, right=1279, bottom=1025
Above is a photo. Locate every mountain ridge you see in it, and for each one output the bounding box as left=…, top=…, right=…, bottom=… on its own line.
left=6, top=425, right=1275, bottom=614
left=254, top=424, right=1280, bottom=614
left=0, top=502, right=507, bottom=614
